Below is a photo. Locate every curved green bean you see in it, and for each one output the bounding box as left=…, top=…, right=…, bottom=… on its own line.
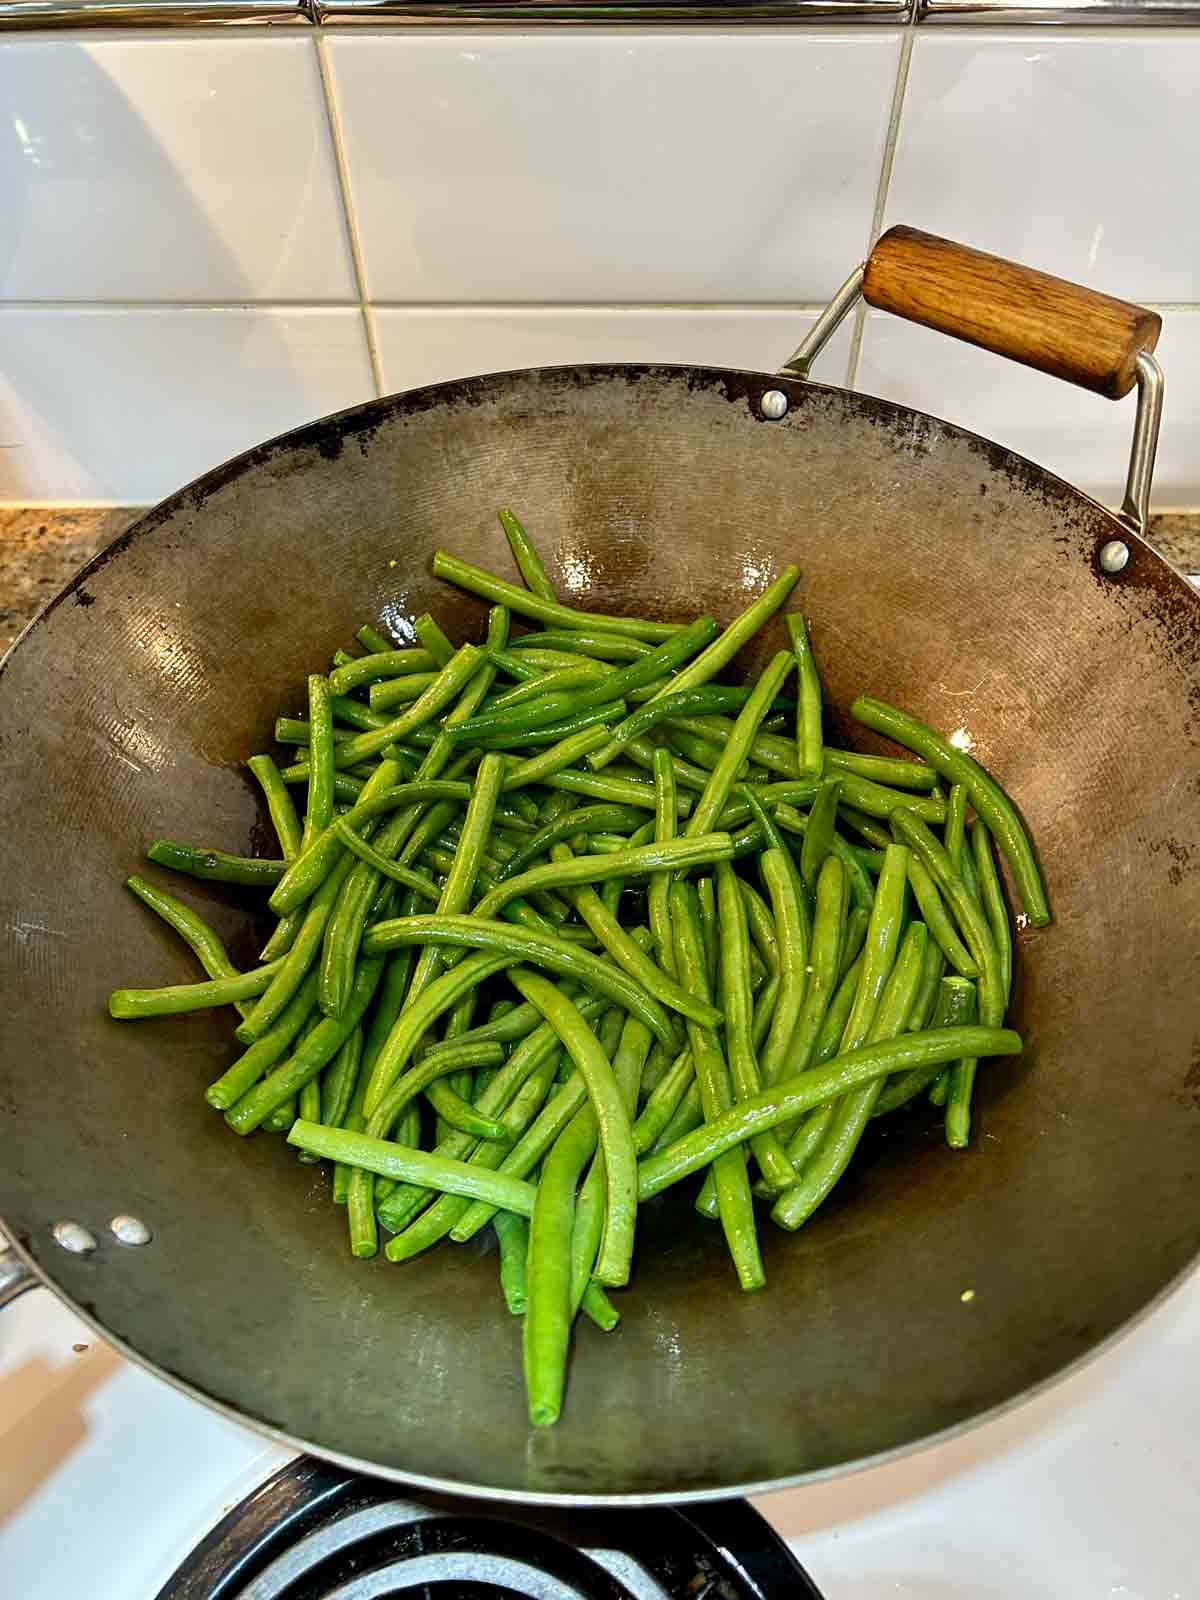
left=329, top=648, right=438, bottom=698
left=305, top=674, right=336, bottom=843
left=109, top=957, right=283, bottom=1019
left=908, top=855, right=978, bottom=977
left=473, top=833, right=734, bottom=923
left=851, top=695, right=1050, bottom=926
left=414, top=612, right=455, bottom=667
left=432, top=549, right=682, bottom=641
left=972, top=817, right=1013, bottom=1008
left=686, top=652, right=794, bottom=839
left=247, top=755, right=303, bottom=862
left=785, top=612, right=823, bottom=779
left=508, top=629, right=655, bottom=661
left=495, top=1209, right=531, bottom=1315
left=510, top=969, right=638, bottom=1287
left=206, top=969, right=320, bottom=1109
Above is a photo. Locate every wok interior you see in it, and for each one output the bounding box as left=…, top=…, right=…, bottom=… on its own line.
left=1, top=365, right=1198, bottom=1502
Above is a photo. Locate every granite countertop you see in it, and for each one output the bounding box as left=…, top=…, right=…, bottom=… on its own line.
left=1, top=505, right=1197, bottom=655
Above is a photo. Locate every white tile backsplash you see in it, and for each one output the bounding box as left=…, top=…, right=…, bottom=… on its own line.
left=0, top=24, right=1196, bottom=511
left=885, top=30, right=1200, bottom=304
left=855, top=306, right=1200, bottom=506
left=327, top=30, right=901, bottom=305
left=0, top=308, right=373, bottom=502
left=0, top=36, right=356, bottom=302
left=372, top=306, right=854, bottom=394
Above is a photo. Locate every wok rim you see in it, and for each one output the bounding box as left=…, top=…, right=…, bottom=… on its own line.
left=2, top=361, right=1197, bottom=1506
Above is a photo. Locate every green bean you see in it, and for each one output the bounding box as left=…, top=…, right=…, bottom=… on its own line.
left=888, top=809, right=1004, bottom=1029
left=320, top=1022, right=363, bottom=1129
left=825, top=749, right=937, bottom=791
left=838, top=805, right=893, bottom=850
left=414, top=612, right=455, bottom=667
left=601, top=686, right=771, bottom=758
left=779, top=854, right=844, bottom=1078
left=670, top=879, right=763, bottom=1290
left=800, top=776, right=842, bottom=894
left=206, top=970, right=320, bottom=1109
left=838, top=905, right=871, bottom=980
left=108, top=957, right=284, bottom=1019
left=329, top=648, right=438, bottom=698
left=144, top=840, right=284, bottom=888
left=225, top=956, right=384, bottom=1133
left=355, top=622, right=393, bottom=655
left=772, top=917, right=926, bottom=1231
left=279, top=766, right=365, bottom=804
left=263, top=1098, right=295, bottom=1134
left=332, top=819, right=440, bottom=900
left=631, top=1049, right=694, bottom=1153
left=495, top=1210, right=531, bottom=1315
left=508, top=628, right=655, bottom=661
left=639, top=1021, right=1020, bottom=1199
left=497, top=507, right=558, bottom=601
left=302, top=674, right=336, bottom=848
left=738, top=879, right=779, bottom=979
left=907, top=937, right=947, bottom=1033
left=874, top=975, right=974, bottom=1116
left=945, top=782, right=968, bottom=871
left=502, top=727, right=614, bottom=792
left=908, top=856, right=978, bottom=978
left=247, top=755, right=303, bottom=862
left=125, top=873, right=256, bottom=1021
left=473, top=833, right=733, bottom=924
left=524, top=1093, right=597, bottom=1425
left=785, top=612, right=823, bottom=779
left=851, top=696, right=1050, bottom=926
left=758, top=849, right=809, bottom=1089
left=696, top=876, right=719, bottom=994
left=445, top=689, right=581, bottom=746
left=686, top=652, right=794, bottom=839
left=715, top=862, right=794, bottom=1191
left=296, top=1065, right=323, bottom=1161
left=290, top=1120, right=539, bottom=1214
left=929, top=1071, right=951, bottom=1106
left=432, top=549, right=682, bottom=642
left=331, top=644, right=486, bottom=770
left=364, top=673, right=442, bottom=713
left=971, top=818, right=1013, bottom=1008
left=646, top=748, right=678, bottom=974
left=398, top=752, right=506, bottom=1007
left=509, top=970, right=637, bottom=1287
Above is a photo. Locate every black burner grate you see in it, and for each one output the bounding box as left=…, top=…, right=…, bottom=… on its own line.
left=155, top=1459, right=824, bottom=1600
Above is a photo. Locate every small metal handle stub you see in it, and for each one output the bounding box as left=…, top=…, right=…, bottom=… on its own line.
left=0, top=1243, right=37, bottom=1310
left=782, top=249, right=1164, bottom=539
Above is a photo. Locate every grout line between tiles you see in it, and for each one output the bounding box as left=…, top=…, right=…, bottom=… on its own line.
left=365, top=303, right=837, bottom=314
left=847, top=22, right=915, bottom=388
left=312, top=31, right=384, bottom=397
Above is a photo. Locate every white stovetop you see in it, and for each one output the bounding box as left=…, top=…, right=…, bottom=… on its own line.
left=1, top=1269, right=1197, bottom=1599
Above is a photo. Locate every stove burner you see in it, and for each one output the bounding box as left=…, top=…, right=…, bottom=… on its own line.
left=156, top=1459, right=824, bottom=1600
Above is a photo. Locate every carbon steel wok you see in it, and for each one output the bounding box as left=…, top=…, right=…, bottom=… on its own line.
left=1, top=228, right=1198, bottom=1504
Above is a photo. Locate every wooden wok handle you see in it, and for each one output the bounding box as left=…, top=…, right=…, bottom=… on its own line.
left=863, top=226, right=1161, bottom=401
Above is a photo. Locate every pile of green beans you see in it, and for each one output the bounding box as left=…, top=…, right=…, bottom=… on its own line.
left=108, top=508, right=1043, bottom=1428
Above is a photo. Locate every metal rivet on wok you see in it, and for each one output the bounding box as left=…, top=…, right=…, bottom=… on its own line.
left=759, top=390, right=789, bottom=421
left=1099, top=539, right=1130, bottom=575
left=51, top=1220, right=97, bottom=1255
left=109, top=1214, right=152, bottom=1247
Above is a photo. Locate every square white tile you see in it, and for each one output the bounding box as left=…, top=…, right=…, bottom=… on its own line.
left=886, top=30, right=1200, bottom=304
left=0, top=36, right=356, bottom=302
left=326, top=30, right=901, bottom=305
left=372, top=306, right=854, bottom=394
left=855, top=306, right=1200, bottom=508
left=0, top=308, right=374, bottom=503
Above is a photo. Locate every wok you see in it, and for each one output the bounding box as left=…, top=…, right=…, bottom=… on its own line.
left=1, top=227, right=1198, bottom=1504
